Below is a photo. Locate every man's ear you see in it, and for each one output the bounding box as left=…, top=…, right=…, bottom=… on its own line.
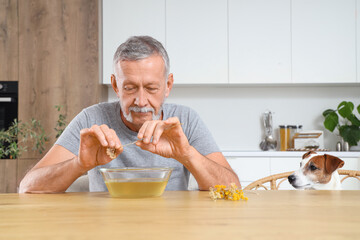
left=324, top=154, right=345, bottom=174
left=111, top=74, right=120, bottom=97
left=165, top=73, right=174, bottom=98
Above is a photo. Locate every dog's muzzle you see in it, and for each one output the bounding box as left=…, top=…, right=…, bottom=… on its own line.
left=288, top=174, right=296, bottom=184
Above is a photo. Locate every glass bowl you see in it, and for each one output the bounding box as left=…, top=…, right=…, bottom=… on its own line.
left=99, top=167, right=173, bottom=198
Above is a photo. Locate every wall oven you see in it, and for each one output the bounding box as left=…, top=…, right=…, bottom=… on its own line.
left=0, top=81, right=18, bottom=132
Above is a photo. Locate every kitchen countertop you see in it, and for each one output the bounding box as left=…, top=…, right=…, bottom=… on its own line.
left=222, top=151, right=360, bottom=158
left=1, top=191, right=359, bottom=239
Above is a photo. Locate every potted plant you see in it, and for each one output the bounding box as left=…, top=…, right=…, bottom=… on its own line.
left=0, top=105, right=67, bottom=159
left=54, top=105, right=67, bottom=139
left=0, top=119, right=48, bottom=159
left=323, top=101, right=360, bottom=150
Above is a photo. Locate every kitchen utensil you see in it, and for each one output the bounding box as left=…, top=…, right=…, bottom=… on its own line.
left=260, top=111, right=277, bottom=151
left=122, top=139, right=141, bottom=148
left=99, top=167, right=173, bottom=198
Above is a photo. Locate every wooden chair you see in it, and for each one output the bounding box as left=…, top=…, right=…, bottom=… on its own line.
left=244, top=170, right=360, bottom=190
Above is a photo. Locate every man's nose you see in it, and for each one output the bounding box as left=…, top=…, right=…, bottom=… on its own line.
left=134, top=89, right=148, bottom=106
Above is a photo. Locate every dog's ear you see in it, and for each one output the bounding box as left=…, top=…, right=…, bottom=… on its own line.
left=302, top=151, right=317, bottom=159
left=324, top=154, right=344, bottom=174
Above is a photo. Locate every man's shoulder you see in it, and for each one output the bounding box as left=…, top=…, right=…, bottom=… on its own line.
left=82, top=101, right=118, bottom=114
left=163, top=103, right=200, bottom=121
left=163, top=103, right=196, bottom=115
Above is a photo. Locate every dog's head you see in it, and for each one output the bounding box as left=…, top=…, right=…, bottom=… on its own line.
left=288, top=151, right=344, bottom=189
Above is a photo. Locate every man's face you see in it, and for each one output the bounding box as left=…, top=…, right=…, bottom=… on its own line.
left=111, top=55, right=173, bottom=131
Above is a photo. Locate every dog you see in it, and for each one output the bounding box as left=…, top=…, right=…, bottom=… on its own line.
left=288, top=151, right=344, bottom=190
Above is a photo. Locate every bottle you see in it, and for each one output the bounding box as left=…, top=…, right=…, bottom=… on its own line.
left=336, top=142, right=342, bottom=151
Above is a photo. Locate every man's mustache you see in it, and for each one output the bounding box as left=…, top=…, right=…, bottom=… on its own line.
left=128, top=106, right=155, bottom=113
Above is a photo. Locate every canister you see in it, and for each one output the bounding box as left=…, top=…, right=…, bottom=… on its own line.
left=279, top=125, right=290, bottom=151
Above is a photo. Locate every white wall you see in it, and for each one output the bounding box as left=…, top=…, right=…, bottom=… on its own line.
left=107, top=85, right=360, bottom=151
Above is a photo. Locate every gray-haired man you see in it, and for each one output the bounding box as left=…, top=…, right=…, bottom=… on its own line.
left=20, top=36, right=240, bottom=193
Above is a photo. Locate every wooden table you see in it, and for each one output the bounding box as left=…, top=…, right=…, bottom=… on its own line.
left=0, top=191, right=359, bottom=240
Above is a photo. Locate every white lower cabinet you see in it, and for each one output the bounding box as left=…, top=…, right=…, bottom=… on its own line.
left=227, top=157, right=270, bottom=183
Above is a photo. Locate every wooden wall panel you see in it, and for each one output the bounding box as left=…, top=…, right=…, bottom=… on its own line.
left=0, top=0, right=18, bottom=80
left=18, top=0, right=100, bottom=158
left=0, top=159, right=17, bottom=193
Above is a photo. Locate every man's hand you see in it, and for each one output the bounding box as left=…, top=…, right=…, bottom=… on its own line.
left=78, top=124, right=123, bottom=171
left=135, top=117, right=191, bottom=161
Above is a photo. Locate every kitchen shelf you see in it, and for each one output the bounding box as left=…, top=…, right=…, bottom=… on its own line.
left=222, top=151, right=360, bottom=158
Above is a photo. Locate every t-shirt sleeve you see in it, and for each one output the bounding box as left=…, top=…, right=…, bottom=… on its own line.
left=183, top=108, right=220, bottom=156
left=55, top=110, right=89, bottom=156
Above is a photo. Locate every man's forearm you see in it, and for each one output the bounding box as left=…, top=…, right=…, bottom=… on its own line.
left=19, top=157, right=86, bottom=193
left=178, top=147, right=240, bottom=190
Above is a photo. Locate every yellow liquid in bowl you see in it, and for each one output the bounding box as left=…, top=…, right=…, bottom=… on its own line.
left=105, top=178, right=168, bottom=198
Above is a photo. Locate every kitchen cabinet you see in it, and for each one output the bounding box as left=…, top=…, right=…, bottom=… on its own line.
left=0, top=159, right=17, bottom=193
left=102, top=0, right=166, bottom=84
left=102, top=0, right=359, bottom=85
left=357, top=0, right=360, bottom=83
left=166, top=0, right=228, bottom=84
left=228, top=0, right=291, bottom=84
left=292, top=0, right=356, bottom=83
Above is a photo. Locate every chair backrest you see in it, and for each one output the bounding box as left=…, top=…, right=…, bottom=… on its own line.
left=244, top=170, right=360, bottom=190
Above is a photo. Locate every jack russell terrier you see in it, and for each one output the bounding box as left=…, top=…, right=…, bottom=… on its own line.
left=288, top=151, right=344, bottom=190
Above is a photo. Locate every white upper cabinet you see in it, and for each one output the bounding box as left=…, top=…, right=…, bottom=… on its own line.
left=292, top=0, right=356, bottom=83
left=166, top=0, right=228, bottom=84
left=102, top=0, right=359, bottom=85
left=229, top=0, right=291, bottom=84
left=357, top=0, right=360, bottom=83
left=102, top=0, right=166, bottom=84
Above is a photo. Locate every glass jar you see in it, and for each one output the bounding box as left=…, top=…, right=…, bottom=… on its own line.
left=288, top=125, right=297, bottom=149
left=291, top=125, right=303, bottom=149
left=279, top=125, right=290, bottom=151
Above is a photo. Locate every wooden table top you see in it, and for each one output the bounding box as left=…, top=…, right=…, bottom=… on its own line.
left=0, top=190, right=359, bottom=240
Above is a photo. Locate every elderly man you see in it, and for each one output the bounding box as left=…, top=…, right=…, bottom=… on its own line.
left=19, top=36, right=240, bottom=193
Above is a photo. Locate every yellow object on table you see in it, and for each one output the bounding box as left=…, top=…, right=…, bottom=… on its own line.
left=209, top=183, right=248, bottom=201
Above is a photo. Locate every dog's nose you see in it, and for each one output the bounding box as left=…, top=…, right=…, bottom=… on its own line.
left=288, top=175, right=296, bottom=184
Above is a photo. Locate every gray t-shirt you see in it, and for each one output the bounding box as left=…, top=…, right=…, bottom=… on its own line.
left=55, top=101, right=220, bottom=191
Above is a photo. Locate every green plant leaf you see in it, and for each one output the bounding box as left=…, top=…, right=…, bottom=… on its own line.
left=339, top=125, right=360, bottom=146
left=324, top=112, right=339, bottom=132
left=357, top=104, right=360, bottom=115
left=347, top=114, right=360, bottom=127
left=337, top=101, right=354, bottom=118
left=322, top=109, right=335, bottom=117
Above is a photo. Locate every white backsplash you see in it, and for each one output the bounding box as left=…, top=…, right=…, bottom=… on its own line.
left=107, top=85, right=360, bottom=151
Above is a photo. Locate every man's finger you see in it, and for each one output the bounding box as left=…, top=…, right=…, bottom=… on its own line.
left=137, top=121, right=150, bottom=139
left=142, top=120, right=162, bottom=144
left=135, top=141, right=156, bottom=154
left=100, top=124, right=117, bottom=148
left=90, top=125, right=108, bottom=147
left=152, top=123, right=165, bottom=145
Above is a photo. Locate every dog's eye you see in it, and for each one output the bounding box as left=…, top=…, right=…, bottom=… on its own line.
left=310, top=164, right=318, bottom=171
